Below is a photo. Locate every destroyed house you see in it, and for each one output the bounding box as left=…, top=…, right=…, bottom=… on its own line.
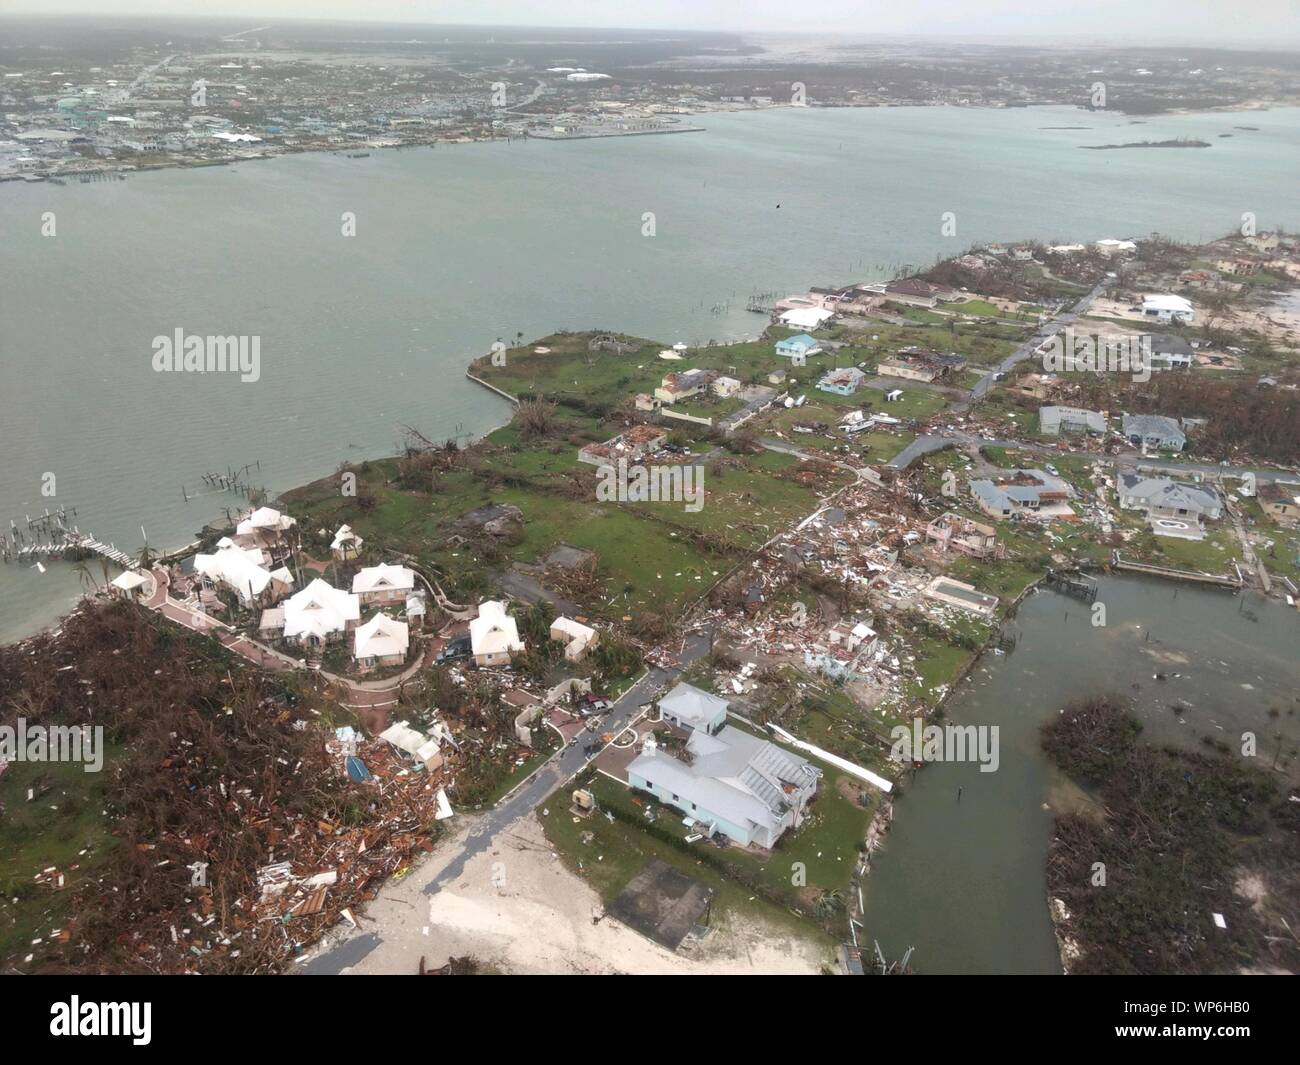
left=654, top=369, right=715, bottom=405
left=578, top=424, right=668, bottom=468
left=925, top=512, right=997, bottom=557
left=816, top=366, right=866, bottom=396
left=549, top=616, right=599, bottom=661
left=877, top=348, right=966, bottom=383
left=1258, top=481, right=1300, bottom=525
left=627, top=725, right=821, bottom=849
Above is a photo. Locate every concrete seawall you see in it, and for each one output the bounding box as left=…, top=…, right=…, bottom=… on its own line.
left=465, top=369, right=520, bottom=406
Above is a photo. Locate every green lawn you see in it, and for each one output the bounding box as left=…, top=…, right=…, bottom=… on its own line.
left=539, top=776, right=838, bottom=958
left=907, top=636, right=976, bottom=704
left=0, top=751, right=120, bottom=962
left=283, top=424, right=841, bottom=621
left=584, top=751, right=874, bottom=903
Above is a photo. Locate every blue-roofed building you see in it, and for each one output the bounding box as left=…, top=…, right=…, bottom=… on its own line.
left=775, top=334, right=821, bottom=359
left=816, top=366, right=866, bottom=396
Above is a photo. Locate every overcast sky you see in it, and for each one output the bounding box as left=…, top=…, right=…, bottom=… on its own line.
left=4, top=1, right=1299, bottom=47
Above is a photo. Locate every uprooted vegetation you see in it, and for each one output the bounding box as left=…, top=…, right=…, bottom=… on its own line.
left=0, top=600, right=452, bottom=974
left=1069, top=372, right=1300, bottom=465
left=1041, top=695, right=1300, bottom=975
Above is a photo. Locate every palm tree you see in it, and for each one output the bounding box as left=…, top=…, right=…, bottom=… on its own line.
left=813, top=889, right=846, bottom=920
left=74, top=560, right=96, bottom=592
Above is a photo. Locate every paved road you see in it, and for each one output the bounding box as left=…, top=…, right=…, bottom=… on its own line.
left=969, top=279, right=1108, bottom=400
left=301, top=626, right=713, bottom=974
left=886, top=434, right=959, bottom=470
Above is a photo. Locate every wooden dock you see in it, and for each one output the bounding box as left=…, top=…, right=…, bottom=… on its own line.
left=2, top=508, right=137, bottom=569
left=2, top=530, right=137, bottom=569
left=1044, top=568, right=1098, bottom=602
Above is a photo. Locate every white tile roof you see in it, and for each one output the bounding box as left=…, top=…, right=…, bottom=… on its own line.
left=236, top=506, right=296, bottom=535
left=469, top=600, right=525, bottom=658
left=331, top=524, right=363, bottom=550
left=283, top=578, right=360, bottom=640
left=351, top=563, right=416, bottom=595
left=354, top=612, right=409, bottom=660
left=193, top=539, right=284, bottom=601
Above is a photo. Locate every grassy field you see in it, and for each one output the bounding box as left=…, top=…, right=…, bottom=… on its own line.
left=792, top=682, right=910, bottom=780
left=0, top=750, right=120, bottom=962
left=906, top=636, right=976, bottom=705
left=750, top=393, right=921, bottom=462
left=475, top=327, right=1020, bottom=414
left=1137, top=524, right=1244, bottom=574
left=949, top=298, right=1044, bottom=322
left=283, top=415, right=847, bottom=621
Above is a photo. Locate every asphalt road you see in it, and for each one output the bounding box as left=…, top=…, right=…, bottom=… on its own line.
left=302, top=627, right=713, bottom=974
left=968, top=279, right=1108, bottom=400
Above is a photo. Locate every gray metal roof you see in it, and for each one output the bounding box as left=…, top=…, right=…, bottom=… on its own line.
left=1040, top=405, right=1107, bottom=433
left=658, top=682, right=729, bottom=730
left=627, top=726, right=818, bottom=836
left=1122, top=414, right=1186, bottom=445
left=1118, top=471, right=1220, bottom=515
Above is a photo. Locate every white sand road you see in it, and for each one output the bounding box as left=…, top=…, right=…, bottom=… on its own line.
left=303, top=814, right=832, bottom=976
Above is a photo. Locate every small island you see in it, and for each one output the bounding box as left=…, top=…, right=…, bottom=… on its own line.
left=1081, top=138, right=1212, bottom=150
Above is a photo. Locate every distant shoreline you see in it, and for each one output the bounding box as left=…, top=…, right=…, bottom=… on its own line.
left=3, top=100, right=1287, bottom=187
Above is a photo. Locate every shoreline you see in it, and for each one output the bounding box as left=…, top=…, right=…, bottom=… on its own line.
left=5, top=98, right=1295, bottom=186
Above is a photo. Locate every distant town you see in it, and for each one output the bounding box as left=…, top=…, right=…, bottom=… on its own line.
left=3, top=18, right=1300, bottom=180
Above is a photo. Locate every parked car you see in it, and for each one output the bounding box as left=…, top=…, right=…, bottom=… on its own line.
left=435, top=636, right=472, bottom=664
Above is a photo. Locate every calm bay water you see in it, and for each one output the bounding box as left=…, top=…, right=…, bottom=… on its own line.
left=861, top=576, right=1300, bottom=974
left=1, top=104, right=1298, bottom=974
left=2, top=103, right=1300, bottom=643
